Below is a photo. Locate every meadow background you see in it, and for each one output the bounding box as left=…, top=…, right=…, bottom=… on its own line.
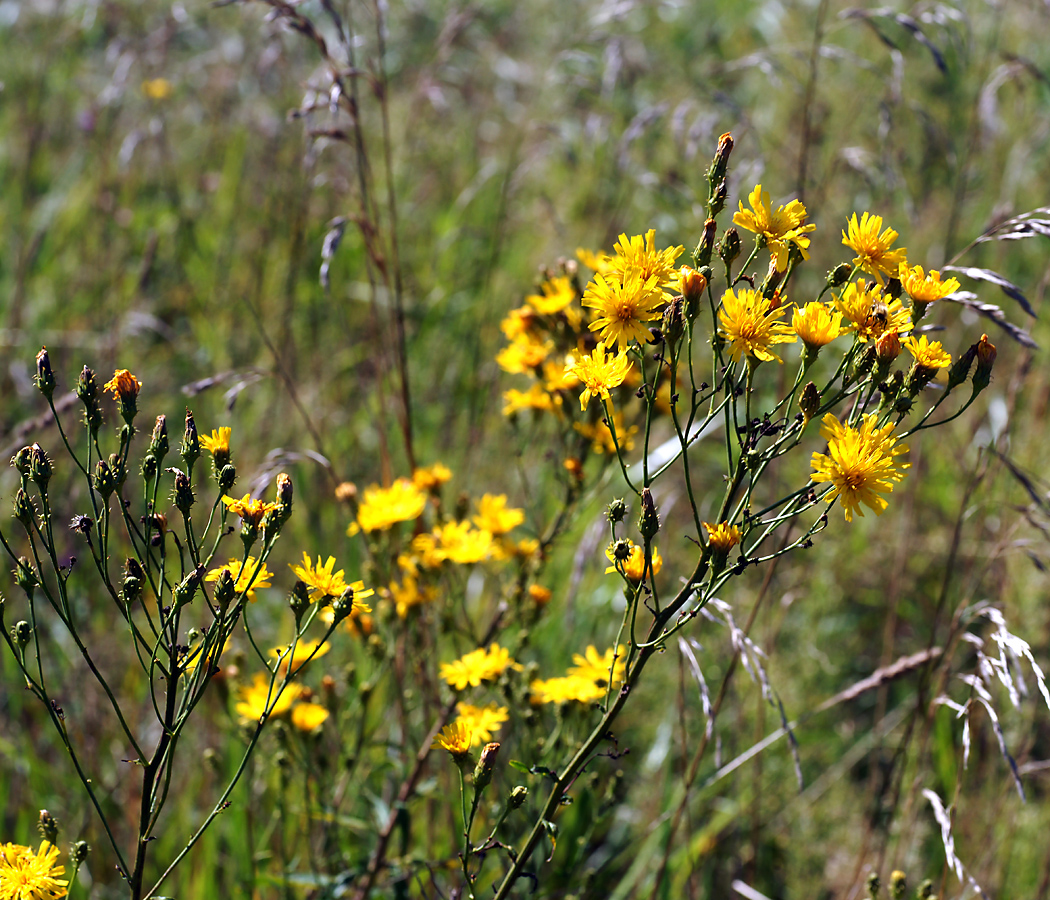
left=1, top=0, right=1049, bottom=897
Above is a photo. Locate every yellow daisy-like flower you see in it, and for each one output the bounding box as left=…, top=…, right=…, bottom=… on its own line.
left=904, top=335, right=952, bottom=370
left=439, top=643, right=523, bottom=691
left=810, top=413, right=910, bottom=522
left=604, top=541, right=662, bottom=582
left=270, top=639, right=330, bottom=676
left=543, top=358, right=579, bottom=393
left=530, top=675, right=606, bottom=705
left=199, top=427, right=232, bottom=456
left=718, top=288, right=797, bottom=364
left=455, top=702, right=509, bottom=745
left=502, top=384, right=557, bottom=416
left=898, top=263, right=961, bottom=305
left=222, top=493, right=279, bottom=528
left=354, top=478, right=427, bottom=533
left=526, top=276, right=576, bottom=314
left=0, top=841, right=68, bottom=899
left=317, top=581, right=375, bottom=626
left=574, top=412, right=637, bottom=454
left=609, top=229, right=684, bottom=285
left=835, top=280, right=912, bottom=341
left=842, top=212, right=907, bottom=282
left=576, top=247, right=615, bottom=275
left=388, top=576, right=435, bottom=618
left=473, top=494, right=525, bottom=536
left=791, top=301, right=845, bottom=353
left=733, top=184, right=816, bottom=271
left=703, top=521, right=742, bottom=552
left=291, top=702, right=330, bottom=732
left=205, top=556, right=273, bottom=602
left=412, top=463, right=452, bottom=491
left=566, top=341, right=634, bottom=412
left=500, top=306, right=539, bottom=341
left=432, top=722, right=473, bottom=756
left=496, top=337, right=552, bottom=374
left=289, top=553, right=348, bottom=600
left=412, top=521, right=494, bottom=567
left=235, top=673, right=302, bottom=722
left=567, top=645, right=625, bottom=686
left=103, top=368, right=142, bottom=402
left=583, top=266, right=668, bottom=348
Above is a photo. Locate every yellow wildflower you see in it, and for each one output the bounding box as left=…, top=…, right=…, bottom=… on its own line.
left=898, top=263, right=961, bottom=305
left=503, top=384, right=557, bottom=416
left=235, top=673, right=302, bottom=721
left=718, top=288, right=796, bottom=364
left=574, top=412, right=637, bottom=454
left=500, top=306, right=540, bottom=341
left=412, top=463, right=452, bottom=491
left=199, top=427, right=232, bottom=456
left=583, top=266, right=668, bottom=348
left=496, top=337, right=552, bottom=374
left=608, top=229, right=684, bottom=285
left=576, top=247, right=615, bottom=275
left=289, top=553, right=348, bottom=600
left=835, top=280, right=912, bottom=341
left=455, top=702, right=509, bottom=745
left=567, top=645, right=625, bottom=686
left=142, top=77, right=173, bottom=100
left=413, top=521, right=493, bottom=566
left=431, top=722, right=473, bottom=756
left=605, top=541, right=662, bottom=582
left=473, top=494, right=525, bottom=535
left=354, top=479, right=427, bottom=533
left=842, top=212, right=907, bottom=282
left=269, top=639, right=330, bottom=676
left=904, top=335, right=951, bottom=370
left=528, top=584, right=552, bottom=605
left=791, top=301, right=845, bottom=353
left=526, top=276, right=576, bottom=314
left=530, top=675, right=606, bottom=705
left=439, top=643, right=522, bottom=690
left=811, top=413, right=909, bottom=522
left=291, top=702, right=330, bottom=732
left=205, top=556, right=273, bottom=602
left=733, top=184, right=816, bottom=271
left=703, top=521, right=742, bottom=552
left=0, top=841, right=68, bottom=899
left=221, top=493, right=278, bottom=528
left=543, top=358, right=579, bottom=393
left=566, top=341, right=634, bottom=412
left=388, top=576, right=435, bottom=618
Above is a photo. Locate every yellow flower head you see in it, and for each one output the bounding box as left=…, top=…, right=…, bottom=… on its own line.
left=431, top=722, right=473, bottom=757
left=473, top=494, right=525, bottom=535
left=792, top=301, right=845, bottom=352
left=500, top=306, right=540, bottom=341
left=454, top=702, right=509, bottom=745
left=235, top=673, right=302, bottom=721
left=222, top=493, right=279, bottom=527
left=270, top=639, right=330, bottom=676
left=604, top=541, right=662, bottom=582
left=526, top=276, right=577, bottom=314
left=718, top=288, right=797, bottom=364
left=609, top=229, right=684, bottom=285
left=496, top=337, right=552, bottom=374
left=898, top=263, right=961, bottom=305
left=528, top=584, right=552, bottom=605
left=566, top=341, right=634, bottom=412
left=290, top=553, right=348, bottom=599
left=583, top=266, right=668, bottom=348
left=199, top=427, right=232, bottom=456
left=811, top=413, right=910, bottom=522
left=317, top=581, right=375, bottom=626
left=543, top=358, right=579, bottom=393
left=413, top=520, right=494, bottom=566
left=530, top=675, right=606, bottom=705
left=703, top=521, right=742, bottom=553
left=835, top=280, right=912, bottom=341
left=412, top=462, right=452, bottom=491
left=291, top=702, right=330, bottom=732
left=103, top=369, right=142, bottom=405
left=0, top=841, right=68, bottom=898
left=439, top=643, right=522, bottom=691
left=502, top=384, right=557, bottom=416
left=205, top=556, right=273, bottom=602
left=576, top=246, right=616, bottom=275
left=842, top=212, right=907, bottom=282
left=355, top=478, right=427, bottom=533
left=904, top=335, right=952, bottom=370
left=567, top=645, right=625, bottom=686
left=733, top=184, right=816, bottom=271
left=142, top=77, right=173, bottom=100
left=388, top=576, right=436, bottom=618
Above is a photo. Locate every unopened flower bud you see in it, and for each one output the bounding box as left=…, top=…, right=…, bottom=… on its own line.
left=335, top=481, right=357, bottom=503
left=330, top=586, right=358, bottom=624
left=894, top=395, right=913, bottom=414
left=827, top=263, right=852, bottom=288
left=13, top=619, right=32, bottom=650
left=877, top=370, right=904, bottom=411
left=508, top=785, right=528, bottom=809
left=38, top=810, right=59, bottom=844
left=799, top=382, right=820, bottom=422
left=946, top=341, right=978, bottom=391
left=610, top=538, right=632, bottom=562
left=94, top=459, right=117, bottom=499
left=14, top=489, right=36, bottom=526
left=972, top=333, right=996, bottom=394
left=15, top=557, right=37, bottom=598
left=890, top=870, right=906, bottom=900
left=694, top=218, right=718, bottom=268
left=710, top=178, right=728, bottom=216
left=917, top=878, right=934, bottom=899
left=708, top=132, right=734, bottom=193
left=76, top=366, right=103, bottom=434
left=473, top=741, right=500, bottom=793
left=272, top=473, right=293, bottom=529
left=172, top=566, right=204, bottom=609
left=181, top=409, right=200, bottom=472
left=718, top=228, right=741, bottom=267
left=141, top=454, right=158, bottom=480
left=875, top=329, right=901, bottom=363
left=218, top=464, right=237, bottom=493
left=35, top=348, right=56, bottom=400
left=866, top=872, right=880, bottom=900
left=213, top=568, right=235, bottom=613
left=289, top=581, right=311, bottom=626
left=72, top=841, right=90, bottom=866
left=660, top=296, right=686, bottom=350
left=678, top=265, right=708, bottom=320
left=606, top=498, right=628, bottom=524
left=122, top=573, right=143, bottom=605
left=11, top=446, right=33, bottom=480
left=637, top=488, right=659, bottom=540
left=149, top=415, right=169, bottom=464
left=169, top=468, right=194, bottom=515
left=30, top=444, right=52, bottom=491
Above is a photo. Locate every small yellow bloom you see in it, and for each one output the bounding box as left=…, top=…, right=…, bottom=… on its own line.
left=496, top=337, right=552, bottom=374
left=733, top=185, right=816, bottom=271
left=528, top=584, right=552, bottom=605
left=200, top=427, right=232, bottom=455
left=142, top=77, right=173, bottom=100
left=526, top=276, right=576, bottom=314
left=791, top=301, right=845, bottom=352
left=566, top=341, right=634, bottom=412
left=904, top=335, right=952, bottom=377
left=502, top=384, right=557, bottom=416
left=289, top=553, right=348, bottom=600
left=500, top=306, right=540, bottom=341
left=412, top=463, right=452, bottom=491
left=454, top=702, right=509, bottom=745
left=811, top=413, right=909, bottom=522
left=604, top=541, right=662, bottom=582
left=567, top=645, right=625, bottom=686
left=354, top=479, right=427, bottom=533
left=574, top=412, right=637, bottom=454
left=222, top=493, right=279, bottom=527
left=842, top=212, right=907, bottom=282
left=432, top=722, right=473, bottom=756
left=583, top=266, right=668, bottom=348
left=388, top=576, right=435, bottom=618
left=235, top=673, right=302, bottom=721
left=439, top=643, right=522, bottom=691
left=703, top=521, right=742, bottom=552
left=576, top=246, right=615, bottom=275
left=473, top=494, right=525, bottom=535
left=718, top=288, right=796, bottom=364
left=530, top=675, right=606, bottom=705
left=898, top=263, right=961, bottom=305
left=270, top=639, right=330, bottom=676
left=835, top=280, right=912, bottom=341
left=0, top=840, right=68, bottom=898
left=608, top=229, right=684, bottom=285
left=413, top=521, right=493, bottom=566
left=205, top=556, right=273, bottom=602
left=291, top=702, right=330, bottom=732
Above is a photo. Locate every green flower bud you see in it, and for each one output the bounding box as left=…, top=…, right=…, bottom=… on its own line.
left=11, top=446, right=33, bottom=479
left=637, top=487, right=659, bottom=540
left=37, top=809, right=59, bottom=844
left=606, top=498, right=628, bottom=525
left=13, top=619, right=32, bottom=650
left=181, top=409, right=200, bottom=472
left=472, top=742, right=500, bottom=794
left=717, top=228, right=741, bottom=267
left=799, top=382, right=820, bottom=422
left=169, top=468, right=194, bottom=515
left=93, top=459, right=117, bottom=499
left=30, top=444, right=52, bottom=491
left=827, top=263, right=852, bottom=288
left=213, top=568, right=235, bottom=613
left=508, top=785, right=528, bottom=809
left=71, top=841, right=90, bottom=866
left=14, top=489, right=36, bottom=527
left=14, top=558, right=37, bottom=599
left=149, top=415, right=169, bottom=464
left=218, top=464, right=237, bottom=493
left=289, top=580, right=311, bottom=626
left=76, top=366, right=103, bottom=435
left=35, top=348, right=56, bottom=400
left=693, top=218, right=717, bottom=268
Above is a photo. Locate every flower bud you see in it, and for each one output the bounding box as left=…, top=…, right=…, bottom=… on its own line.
left=13, top=619, right=32, bottom=650
left=473, top=741, right=500, bottom=793
left=37, top=809, right=59, bottom=844
left=866, top=873, right=880, bottom=900
left=335, top=481, right=358, bottom=503
left=93, top=459, right=117, bottom=499
left=890, top=870, right=906, bottom=900
left=76, top=366, right=103, bottom=435
left=29, top=444, right=52, bottom=491
left=606, top=498, right=628, bottom=524
left=972, top=333, right=996, bottom=394
left=272, top=473, right=294, bottom=530
left=798, top=382, right=820, bottom=422
left=875, top=329, right=901, bottom=363
left=637, top=488, right=659, bottom=540
left=885, top=277, right=903, bottom=300
left=678, top=265, right=708, bottom=320
left=181, top=409, right=200, bottom=472
left=35, top=348, right=56, bottom=400
left=11, top=446, right=33, bottom=480
left=72, top=841, right=90, bottom=866
left=330, top=586, right=358, bottom=624
left=169, top=468, right=194, bottom=515
left=827, top=263, right=852, bottom=288
left=14, top=557, right=38, bottom=598
left=104, top=369, right=142, bottom=425
left=610, top=538, right=632, bottom=562
left=709, top=178, right=728, bottom=216
left=149, top=415, right=169, bottom=465
left=172, top=566, right=205, bottom=609
left=289, top=580, right=311, bottom=626
left=660, top=296, right=686, bottom=351
left=141, top=454, right=158, bottom=480
left=218, top=464, right=237, bottom=493
left=213, top=568, right=235, bottom=613
left=717, top=228, right=741, bottom=267
left=946, top=340, right=978, bottom=391
left=14, top=489, right=36, bottom=527
left=708, top=132, right=734, bottom=193
left=694, top=218, right=718, bottom=268
left=508, top=785, right=528, bottom=809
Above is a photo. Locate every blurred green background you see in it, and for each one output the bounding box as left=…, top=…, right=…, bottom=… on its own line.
left=1, top=0, right=1049, bottom=897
